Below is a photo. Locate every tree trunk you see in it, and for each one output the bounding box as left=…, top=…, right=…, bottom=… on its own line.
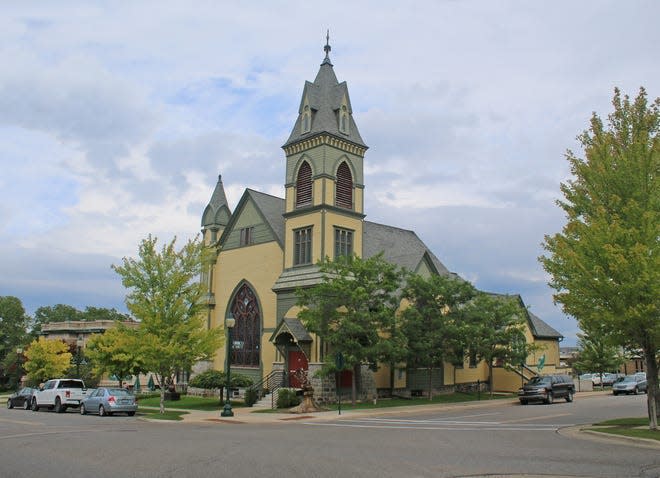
left=351, top=363, right=358, bottom=405
left=488, top=363, right=493, bottom=398
left=643, top=348, right=658, bottom=430
left=159, top=374, right=165, bottom=414
left=428, top=367, right=433, bottom=400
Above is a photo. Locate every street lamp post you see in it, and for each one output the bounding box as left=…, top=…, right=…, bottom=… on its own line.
left=76, top=337, right=84, bottom=379
left=16, top=347, right=23, bottom=387
left=221, top=313, right=236, bottom=417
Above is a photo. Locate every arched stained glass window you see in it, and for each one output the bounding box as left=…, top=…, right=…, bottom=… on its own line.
left=336, top=161, right=353, bottom=209
left=229, top=284, right=260, bottom=367
left=296, top=161, right=312, bottom=207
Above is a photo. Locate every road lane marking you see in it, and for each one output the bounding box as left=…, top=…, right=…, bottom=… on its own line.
left=303, top=422, right=561, bottom=431
left=504, top=413, right=571, bottom=423
left=0, top=417, right=45, bottom=426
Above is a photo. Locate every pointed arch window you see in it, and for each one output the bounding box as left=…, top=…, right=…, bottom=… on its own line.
left=339, top=105, right=349, bottom=135
left=229, top=284, right=261, bottom=367
left=302, top=105, right=311, bottom=134
left=296, top=161, right=312, bottom=208
left=335, top=161, right=353, bottom=209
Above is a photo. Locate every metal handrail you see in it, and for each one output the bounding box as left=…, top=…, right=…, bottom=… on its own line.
left=249, top=370, right=285, bottom=400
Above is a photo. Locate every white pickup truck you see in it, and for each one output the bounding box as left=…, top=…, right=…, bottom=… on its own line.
left=31, top=378, right=89, bottom=413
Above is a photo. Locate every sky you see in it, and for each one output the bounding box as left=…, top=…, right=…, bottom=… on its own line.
left=1, top=1, right=658, bottom=346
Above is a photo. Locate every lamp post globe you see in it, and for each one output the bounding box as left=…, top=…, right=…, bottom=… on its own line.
left=221, top=313, right=236, bottom=417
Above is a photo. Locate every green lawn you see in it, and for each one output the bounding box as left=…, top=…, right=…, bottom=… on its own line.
left=137, top=395, right=247, bottom=411
left=589, top=417, right=660, bottom=442
left=325, top=392, right=514, bottom=411
left=137, top=408, right=188, bottom=421
left=251, top=391, right=514, bottom=413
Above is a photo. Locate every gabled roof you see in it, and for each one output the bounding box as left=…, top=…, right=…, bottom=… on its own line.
left=269, top=318, right=313, bottom=344
left=510, top=295, right=563, bottom=340
left=528, top=311, right=563, bottom=340
left=283, top=48, right=366, bottom=149
left=218, top=189, right=285, bottom=247
left=248, top=189, right=285, bottom=245
left=363, top=221, right=452, bottom=276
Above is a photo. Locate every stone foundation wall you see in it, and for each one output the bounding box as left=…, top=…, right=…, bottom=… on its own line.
left=307, top=363, right=377, bottom=404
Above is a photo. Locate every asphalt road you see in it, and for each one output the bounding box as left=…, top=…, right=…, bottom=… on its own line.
left=0, top=393, right=658, bottom=478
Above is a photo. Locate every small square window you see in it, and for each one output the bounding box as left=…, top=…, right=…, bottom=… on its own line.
left=240, top=227, right=254, bottom=246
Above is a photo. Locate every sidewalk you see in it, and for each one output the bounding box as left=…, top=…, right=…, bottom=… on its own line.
left=146, top=390, right=612, bottom=425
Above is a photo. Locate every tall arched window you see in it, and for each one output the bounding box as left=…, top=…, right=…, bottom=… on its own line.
left=229, top=284, right=260, bottom=367
left=335, top=161, right=353, bottom=209
left=296, top=161, right=312, bottom=208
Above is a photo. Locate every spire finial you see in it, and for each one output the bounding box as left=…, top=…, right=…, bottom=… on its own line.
left=324, top=29, right=331, bottom=60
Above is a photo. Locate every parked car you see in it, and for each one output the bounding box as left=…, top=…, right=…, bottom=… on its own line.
left=578, top=373, right=601, bottom=385
left=6, top=387, right=36, bottom=410
left=31, top=378, right=88, bottom=413
left=519, top=375, right=575, bottom=405
left=80, top=387, right=137, bottom=416
left=601, top=373, right=618, bottom=386
left=612, top=375, right=648, bottom=395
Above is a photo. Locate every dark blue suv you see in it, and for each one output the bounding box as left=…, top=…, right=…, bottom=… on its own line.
left=518, top=375, right=575, bottom=405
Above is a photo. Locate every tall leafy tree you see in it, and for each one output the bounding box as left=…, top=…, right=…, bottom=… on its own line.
left=23, top=337, right=72, bottom=385
left=574, top=332, right=624, bottom=389
left=540, top=87, right=659, bottom=429
left=463, top=293, right=530, bottom=397
left=297, top=254, right=404, bottom=405
left=85, top=324, right=144, bottom=388
left=32, top=304, right=82, bottom=335
left=112, top=235, right=223, bottom=413
left=81, top=307, right=132, bottom=322
left=400, top=273, right=477, bottom=400
left=0, top=296, right=31, bottom=387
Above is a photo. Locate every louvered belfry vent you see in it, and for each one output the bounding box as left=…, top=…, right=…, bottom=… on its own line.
left=336, top=161, right=353, bottom=209
left=296, top=161, right=312, bottom=207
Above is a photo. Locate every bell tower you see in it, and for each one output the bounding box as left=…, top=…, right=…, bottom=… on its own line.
left=281, top=35, right=368, bottom=270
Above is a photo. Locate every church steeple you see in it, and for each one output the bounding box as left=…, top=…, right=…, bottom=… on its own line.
left=281, top=39, right=368, bottom=269
left=283, top=35, right=367, bottom=150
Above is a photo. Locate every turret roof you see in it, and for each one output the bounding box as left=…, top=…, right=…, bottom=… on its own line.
left=283, top=39, right=366, bottom=149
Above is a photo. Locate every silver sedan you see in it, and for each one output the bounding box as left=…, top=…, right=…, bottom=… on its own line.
left=612, top=375, right=647, bottom=395
left=80, top=387, right=137, bottom=416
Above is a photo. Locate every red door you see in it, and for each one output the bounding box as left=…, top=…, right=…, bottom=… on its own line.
left=288, top=350, right=308, bottom=388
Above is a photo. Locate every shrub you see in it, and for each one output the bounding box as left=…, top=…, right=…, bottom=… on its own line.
left=276, top=388, right=301, bottom=409
left=189, top=370, right=254, bottom=389
left=189, top=370, right=225, bottom=389
left=244, top=387, right=258, bottom=407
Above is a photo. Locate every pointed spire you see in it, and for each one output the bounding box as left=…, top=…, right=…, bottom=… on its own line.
left=322, top=29, right=332, bottom=66
left=202, top=173, right=231, bottom=227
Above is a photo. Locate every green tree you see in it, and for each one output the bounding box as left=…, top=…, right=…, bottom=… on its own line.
left=112, top=235, right=223, bottom=413
left=574, top=332, right=624, bottom=390
left=400, top=273, right=477, bottom=400
left=540, top=87, right=659, bottom=429
left=85, top=324, right=144, bottom=388
left=297, top=254, right=404, bottom=405
left=32, top=304, right=82, bottom=335
left=463, top=293, right=530, bottom=397
left=23, top=337, right=72, bottom=385
left=80, top=307, right=132, bottom=322
left=0, top=296, right=31, bottom=388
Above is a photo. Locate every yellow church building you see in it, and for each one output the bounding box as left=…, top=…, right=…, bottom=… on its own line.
left=199, top=40, right=563, bottom=400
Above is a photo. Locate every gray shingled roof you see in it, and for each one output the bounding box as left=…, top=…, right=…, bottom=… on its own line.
left=201, top=174, right=231, bottom=227
left=528, top=311, right=563, bottom=339
left=245, top=189, right=285, bottom=246
left=363, top=221, right=452, bottom=275
left=269, top=318, right=313, bottom=343
left=283, top=54, right=366, bottom=148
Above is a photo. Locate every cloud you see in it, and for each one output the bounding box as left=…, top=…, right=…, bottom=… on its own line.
left=1, top=1, right=659, bottom=347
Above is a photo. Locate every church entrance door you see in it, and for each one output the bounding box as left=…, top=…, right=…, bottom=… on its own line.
left=288, top=350, right=308, bottom=388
